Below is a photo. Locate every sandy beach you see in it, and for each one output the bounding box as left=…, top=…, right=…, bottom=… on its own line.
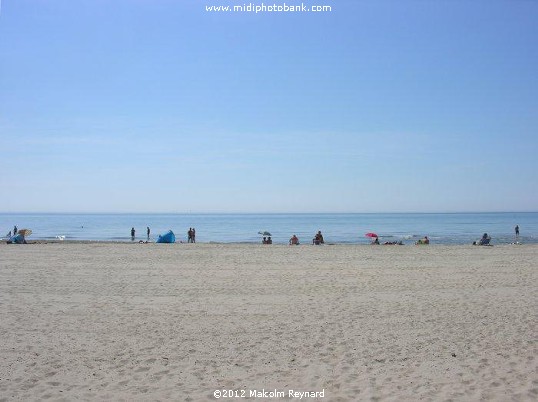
left=0, top=243, right=536, bottom=401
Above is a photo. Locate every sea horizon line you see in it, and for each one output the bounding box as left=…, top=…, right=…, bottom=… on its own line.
left=1, top=211, right=536, bottom=215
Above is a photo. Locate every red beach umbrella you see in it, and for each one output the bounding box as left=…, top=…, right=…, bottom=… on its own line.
left=365, top=232, right=378, bottom=238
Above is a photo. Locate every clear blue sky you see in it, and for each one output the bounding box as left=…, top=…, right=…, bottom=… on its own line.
left=1, top=0, right=537, bottom=213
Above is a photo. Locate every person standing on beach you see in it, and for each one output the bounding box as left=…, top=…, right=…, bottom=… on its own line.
left=187, top=228, right=193, bottom=243
left=13, top=225, right=17, bottom=235
left=131, top=227, right=135, bottom=241
left=192, top=228, right=196, bottom=243
left=515, top=225, right=520, bottom=238
left=147, top=227, right=150, bottom=241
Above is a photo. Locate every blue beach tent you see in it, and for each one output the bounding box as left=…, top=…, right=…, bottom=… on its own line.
left=156, top=230, right=176, bottom=243
left=7, top=234, right=26, bottom=244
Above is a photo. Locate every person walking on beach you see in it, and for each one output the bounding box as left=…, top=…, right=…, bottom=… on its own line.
left=131, top=227, right=135, bottom=241
left=515, top=225, right=520, bottom=238
left=147, top=226, right=150, bottom=241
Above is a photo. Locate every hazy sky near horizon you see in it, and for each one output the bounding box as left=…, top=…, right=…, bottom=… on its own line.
left=1, top=0, right=537, bottom=213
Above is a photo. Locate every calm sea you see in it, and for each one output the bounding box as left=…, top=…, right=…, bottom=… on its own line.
left=1, top=213, right=536, bottom=245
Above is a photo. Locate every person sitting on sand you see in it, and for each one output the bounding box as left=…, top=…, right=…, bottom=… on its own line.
left=371, top=237, right=380, bottom=245
left=267, top=236, right=272, bottom=244
left=312, top=231, right=324, bottom=245
left=416, top=236, right=429, bottom=245
left=289, top=234, right=299, bottom=245
left=473, top=233, right=491, bottom=246
left=478, top=233, right=491, bottom=246
left=262, top=236, right=267, bottom=244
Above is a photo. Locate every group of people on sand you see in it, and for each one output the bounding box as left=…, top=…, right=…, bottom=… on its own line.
left=277, top=232, right=323, bottom=245
left=370, top=237, right=404, bottom=245
left=130, top=227, right=196, bottom=243
left=265, top=231, right=323, bottom=245
left=188, top=228, right=196, bottom=243
left=312, top=231, right=324, bottom=245
left=5, top=225, right=27, bottom=244
left=368, top=236, right=405, bottom=245
left=471, top=225, right=521, bottom=246
left=131, top=227, right=151, bottom=241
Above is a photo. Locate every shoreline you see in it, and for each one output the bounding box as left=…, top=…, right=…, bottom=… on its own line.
left=0, top=239, right=531, bottom=247
left=2, top=211, right=535, bottom=247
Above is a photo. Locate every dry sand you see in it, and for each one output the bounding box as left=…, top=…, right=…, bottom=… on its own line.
left=0, top=243, right=537, bottom=401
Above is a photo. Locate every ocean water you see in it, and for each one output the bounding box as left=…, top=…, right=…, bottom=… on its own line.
left=1, top=213, right=536, bottom=245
